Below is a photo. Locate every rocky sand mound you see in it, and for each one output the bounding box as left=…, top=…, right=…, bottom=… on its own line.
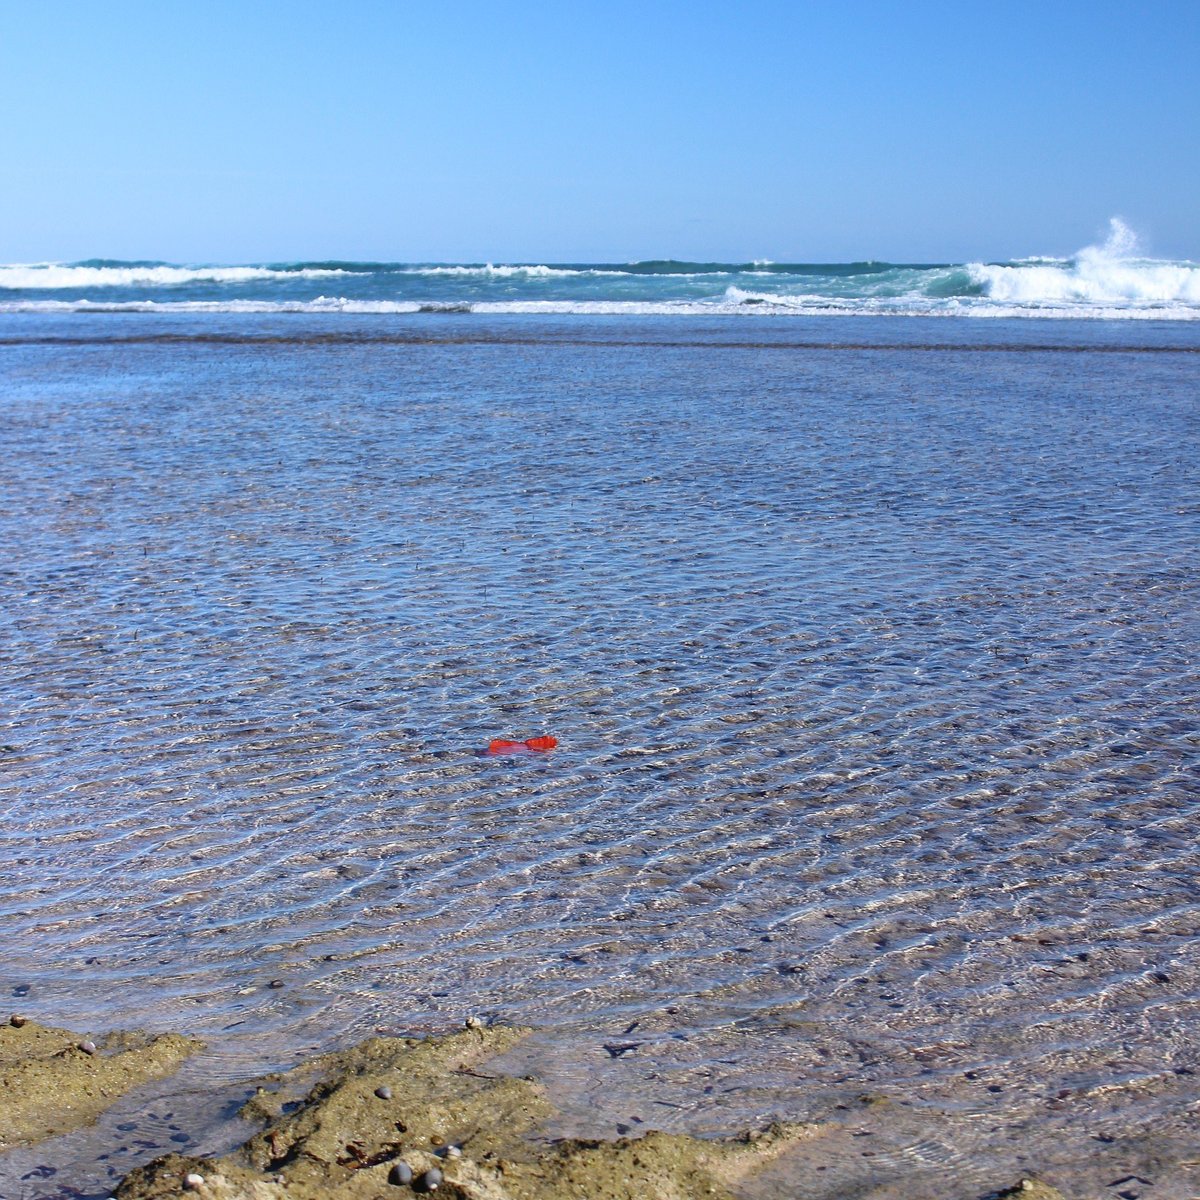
left=1, top=1017, right=1067, bottom=1200
left=116, top=1023, right=817, bottom=1199
left=113, top=1024, right=1064, bottom=1200
left=0, top=1016, right=201, bottom=1149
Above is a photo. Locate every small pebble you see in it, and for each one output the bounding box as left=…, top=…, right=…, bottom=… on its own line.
left=1020, top=1183, right=1034, bottom=1194
left=464, top=1015, right=484, bottom=1030
left=443, top=1144, right=462, bottom=1159
left=9, top=1014, right=27, bottom=1028
left=183, top=1173, right=205, bottom=1191
left=268, top=979, right=284, bottom=990
left=374, top=1085, right=393, bottom=1100
left=414, top=1167, right=444, bottom=1193
left=387, top=1160, right=414, bottom=1185
left=79, top=1040, right=98, bottom=1055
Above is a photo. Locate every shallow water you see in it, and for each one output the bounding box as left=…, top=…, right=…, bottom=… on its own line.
left=1, top=315, right=1198, bottom=1198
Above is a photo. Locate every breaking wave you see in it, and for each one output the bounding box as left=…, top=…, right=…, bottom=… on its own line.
left=1, top=223, right=1195, bottom=317
left=969, top=219, right=1200, bottom=307
left=0, top=262, right=351, bottom=289
left=398, top=264, right=632, bottom=278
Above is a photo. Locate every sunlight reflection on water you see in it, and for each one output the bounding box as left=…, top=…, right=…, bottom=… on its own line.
left=1, top=315, right=1198, bottom=1195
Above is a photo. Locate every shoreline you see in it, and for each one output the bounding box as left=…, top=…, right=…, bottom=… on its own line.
left=2, top=1014, right=1070, bottom=1200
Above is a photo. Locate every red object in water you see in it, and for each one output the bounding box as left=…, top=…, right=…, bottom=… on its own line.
left=487, top=739, right=525, bottom=754
left=486, top=736, right=557, bottom=754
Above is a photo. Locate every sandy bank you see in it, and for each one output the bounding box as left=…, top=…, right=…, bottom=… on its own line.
left=115, top=1023, right=812, bottom=1199
left=111, top=1023, right=1064, bottom=1200
left=0, top=1015, right=1069, bottom=1199
left=0, top=1016, right=201, bottom=1149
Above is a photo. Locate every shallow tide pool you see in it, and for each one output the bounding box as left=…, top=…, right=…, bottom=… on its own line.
left=2, top=315, right=1198, bottom=1198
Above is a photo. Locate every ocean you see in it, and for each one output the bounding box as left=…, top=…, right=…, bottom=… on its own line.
left=2, top=221, right=1199, bottom=320
left=1, top=251, right=1198, bottom=1196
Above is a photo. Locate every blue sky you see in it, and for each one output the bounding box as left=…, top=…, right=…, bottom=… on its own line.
left=1, top=0, right=1195, bottom=263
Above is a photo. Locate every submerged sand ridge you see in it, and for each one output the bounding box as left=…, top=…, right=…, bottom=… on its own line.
left=0, top=1016, right=201, bottom=1149
left=105, top=1023, right=1073, bottom=1200
left=0, top=1012, right=1110, bottom=1199
left=116, top=1024, right=820, bottom=1200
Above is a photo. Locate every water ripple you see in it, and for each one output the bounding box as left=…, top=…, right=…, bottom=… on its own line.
left=1, top=317, right=1198, bottom=1192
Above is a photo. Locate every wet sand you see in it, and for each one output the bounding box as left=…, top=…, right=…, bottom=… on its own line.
left=0, top=1016, right=200, bottom=1149
left=2, top=1015, right=1078, bottom=1200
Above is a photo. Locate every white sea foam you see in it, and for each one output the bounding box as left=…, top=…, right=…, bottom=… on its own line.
left=970, top=218, right=1200, bottom=308
left=0, top=263, right=350, bottom=289
left=4, top=296, right=1198, bottom=319
left=0, top=296, right=425, bottom=314
left=398, top=263, right=631, bottom=278
left=399, top=263, right=733, bottom=279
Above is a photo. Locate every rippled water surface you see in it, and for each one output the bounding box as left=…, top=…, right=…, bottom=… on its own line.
left=2, top=316, right=1198, bottom=1198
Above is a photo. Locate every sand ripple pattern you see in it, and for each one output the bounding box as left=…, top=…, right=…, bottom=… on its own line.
left=1, top=317, right=1198, bottom=1193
